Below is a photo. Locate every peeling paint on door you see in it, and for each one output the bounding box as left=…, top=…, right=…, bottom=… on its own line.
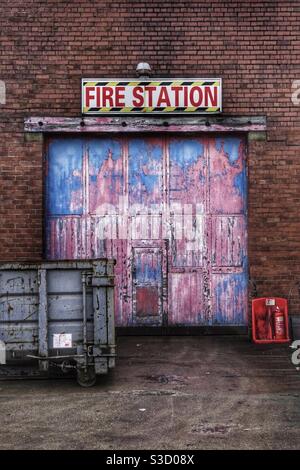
left=46, top=134, right=247, bottom=328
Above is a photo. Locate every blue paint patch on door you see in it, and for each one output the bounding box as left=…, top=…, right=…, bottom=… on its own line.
left=213, top=272, right=248, bottom=325
left=215, top=137, right=241, bottom=166
left=88, top=138, right=123, bottom=211
left=88, top=139, right=122, bottom=170
left=135, top=255, right=162, bottom=284
left=47, top=139, right=83, bottom=215
left=128, top=138, right=163, bottom=205
left=233, top=169, right=247, bottom=204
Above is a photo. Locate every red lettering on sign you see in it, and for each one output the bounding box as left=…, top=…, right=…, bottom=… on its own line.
left=190, top=86, right=203, bottom=107
left=132, top=86, right=144, bottom=107
left=85, top=87, right=95, bottom=107
left=183, top=86, right=188, bottom=107
left=115, top=86, right=125, bottom=107
left=144, top=86, right=156, bottom=107
left=204, top=86, right=218, bottom=107
left=102, top=87, right=114, bottom=107
left=157, top=86, right=171, bottom=107
left=96, top=87, right=101, bottom=107
left=171, top=86, right=183, bottom=107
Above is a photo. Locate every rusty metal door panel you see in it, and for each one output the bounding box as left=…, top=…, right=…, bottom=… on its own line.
left=0, top=325, right=38, bottom=351
left=0, top=270, right=39, bottom=294
left=211, top=273, right=248, bottom=325
left=85, top=137, right=126, bottom=328
left=168, top=137, right=207, bottom=325
left=48, top=294, right=93, bottom=321
left=0, top=298, right=39, bottom=324
left=47, top=217, right=85, bottom=260
left=47, top=269, right=93, bottom=322
left=47, top=267, right=93, bottom=345
left=127, top=137, right=165, bottom=327
left=88, top=216, right=120, bottom=257
left=0, top=269, right=39, bottom=350
left=211, top=216, right=246, bottom=268
left=46, top=138, right=85, bottom=260
left=0, top=270, right=39, bottom=323
left=47, top=139, right=84, bottom=216
left=169, top=138, right=206, bottom=206
left=169, top=212, right=205, bottom=268
left=132, top=247, right=163, bottom=325
left=129, top=213, right=163, bottom=242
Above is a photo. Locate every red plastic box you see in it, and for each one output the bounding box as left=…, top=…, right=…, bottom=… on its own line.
left=252, top=297, right=290, bottom=344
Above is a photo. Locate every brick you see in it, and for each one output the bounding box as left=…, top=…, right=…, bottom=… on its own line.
left=0, top=0, right=299, bottom=313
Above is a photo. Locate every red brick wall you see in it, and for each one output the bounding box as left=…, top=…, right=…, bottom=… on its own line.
left=0, top=1, right=300, bottom=313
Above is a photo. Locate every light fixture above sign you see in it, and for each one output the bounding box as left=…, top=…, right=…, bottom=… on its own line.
left=82, top=78, right=222, bottom=115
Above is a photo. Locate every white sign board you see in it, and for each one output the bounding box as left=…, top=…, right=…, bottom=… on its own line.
left=82, top=78, right=222, bottom=114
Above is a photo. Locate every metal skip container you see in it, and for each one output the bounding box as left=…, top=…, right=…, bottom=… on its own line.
left=0, top=260, right=116, bottom=386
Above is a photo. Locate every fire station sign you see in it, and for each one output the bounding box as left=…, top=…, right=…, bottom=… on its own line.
left=82, top=78, right=222, bottom=114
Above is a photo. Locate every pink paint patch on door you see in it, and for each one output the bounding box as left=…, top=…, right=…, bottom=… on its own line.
left=169, top=272, right=204, bottom=325
left=209, top=137, right=246, bottom=214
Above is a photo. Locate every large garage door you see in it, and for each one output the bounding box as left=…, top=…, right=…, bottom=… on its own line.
left=46, top=134, right=247, bottom=327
